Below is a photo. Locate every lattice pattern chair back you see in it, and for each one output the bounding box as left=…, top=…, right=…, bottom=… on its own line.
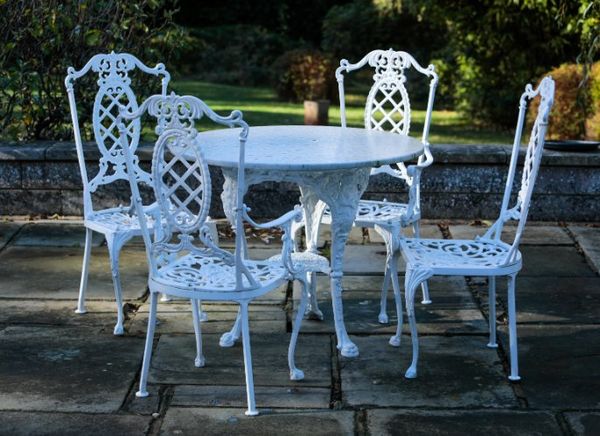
left=118, top=94, right=257, bottom=290
left=337, top=49, right=438, bottom=140
left=483, top=76, right=555, bottom=262
left=65, top=52, right=170, bottom=217
left=336, top=49, right=438, bottom=183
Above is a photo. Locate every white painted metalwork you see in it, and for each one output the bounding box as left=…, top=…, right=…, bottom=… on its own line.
left=118, top=94, right=328, bottom=416
left=293, top=49, right=439, bottom=324
left=191, top=125, right=424, bottom=357
left=65, top=52, right=170, bottom=335
left=395, top=77, right=555, bottom=381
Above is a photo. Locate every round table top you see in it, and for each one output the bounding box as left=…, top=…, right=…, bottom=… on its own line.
left=195, top=125, right=424, bottom=171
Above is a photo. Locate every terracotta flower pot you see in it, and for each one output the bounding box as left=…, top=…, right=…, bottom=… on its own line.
left=304, top=99, right=330, bottom=125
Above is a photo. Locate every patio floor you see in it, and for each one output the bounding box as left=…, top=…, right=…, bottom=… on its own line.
left=0, top=219, right=598, bottom=435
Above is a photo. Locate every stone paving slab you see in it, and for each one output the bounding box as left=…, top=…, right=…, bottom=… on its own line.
left=366, top=409, right=562, bottom=436
left=477, top=276, right=600, bottom=324
left=0, top=300, right=121, bottom=331
left=129, top=303, right=286, bottom=335
left=449, top=223, right=572, bottom=245
left=171, top=385, right=331, bottom=409
left=294, top=277, right=487, bottom=335
left=342, top=244, right=405, bottom=274
left=564, top=412, right=600, bottom=436
left=519, top=245, right=596, bottom=277
left=0, top=246, right=148, bottom=300
left=159, top=408, right=355, bottom=435
left=0, top=412, right=151, bottom=436
left=341, top=335, right=517, bottom=408
left=13, top=222, right=105, bottom=247
left=569, top=225, right=600, bottom=273
left=0, top=325, right=144, bottom=413
left=499, top=325, right=600, bottom=409
left=148, top=333, right=332, bottom=388
left=0, top=222, right=22, bottom=250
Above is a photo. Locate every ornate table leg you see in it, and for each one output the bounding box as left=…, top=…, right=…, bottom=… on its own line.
left=303, top=168, right=371, bottom=358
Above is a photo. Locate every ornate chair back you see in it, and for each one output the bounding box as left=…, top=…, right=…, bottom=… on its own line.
left=118, top=94, right=259, bottom=291
left=483, top=77, right=555, bottom=263
left=336, top=49, right=438, bottom=178
left=65, top=52, right=170, bottom=217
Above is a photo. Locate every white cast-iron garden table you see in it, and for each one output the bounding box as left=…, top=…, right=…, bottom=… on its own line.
left=195, top=125, right=424, bottom=357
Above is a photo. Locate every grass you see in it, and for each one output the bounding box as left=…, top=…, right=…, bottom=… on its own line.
left=171, top=80, right=511, bottom=145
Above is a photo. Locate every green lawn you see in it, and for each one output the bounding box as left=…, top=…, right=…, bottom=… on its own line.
left=172, top=80, right=511, bottom=145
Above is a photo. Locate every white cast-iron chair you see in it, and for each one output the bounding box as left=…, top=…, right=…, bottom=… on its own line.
left=292, top=49, right=439, bottom=326
left=65, top=52, right=170, bottom=335
left=118, top=93, right=329, bottom=416
left=393, top=76, right=555, bottom=380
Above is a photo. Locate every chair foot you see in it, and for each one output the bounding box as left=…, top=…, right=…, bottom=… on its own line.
left=508, top=375, right=521, bottom=382
left=245, top=409, right=259, bottom=417
left=74, top=308, right=87, bottom=314
left=404, top=366, right=417, bottom=379
left=199, top=311, right=208, bottom=322
left=305, top=308, right=324, bottom=321
left=339, top=342, right=359, bottom=358
left=113, top=324, right=124, bottom=336
left=160, top=294, right=172, bottom=302
left=421, top=299, right=432, bottom=305
left=486, top=342, right=498, bottom=349
left=378, top=313, right=389, bottom=324
left=290, top=368, right=305, bottom=381
left=219, top=332, right=237, bottom=348
left=135, top=390, right=149, bottom=398
left=194, top=356, right=206, bottom=368
left=389, top=335, right=401, bottom=347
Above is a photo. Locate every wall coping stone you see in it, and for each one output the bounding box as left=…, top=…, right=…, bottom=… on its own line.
left=0, top=141, right=598, bottom=167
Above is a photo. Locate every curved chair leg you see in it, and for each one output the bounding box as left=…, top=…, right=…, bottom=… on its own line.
left=507, top=274, right=521, bottom=381
left=190, top=299, right=205, bottom=367
left=375, top=226, right=394, bottom=324
left=136, top=291, right=158, bottom=398
left=487, top=276, right=498, bottom=348
left=106, top=235, right=125, bottom=336
left=306, top=271, right=323, bottom=321
left=404, top=267, right=432, bottom=379
left=220, top=308, right=242, bottom=347
left=388, top=252, right=404, bottom=347
left=240, top=301, right=259, bottom=416
left=289, top=278, right=309, bottom=381
left=412, top=222, right=432, bottom=305
left=75, top=227, right=93, bottom=314
left=378, top=256, right=392, bottom=324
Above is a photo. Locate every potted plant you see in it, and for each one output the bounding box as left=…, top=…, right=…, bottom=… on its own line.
left=274, top=49, right=335, bottom=125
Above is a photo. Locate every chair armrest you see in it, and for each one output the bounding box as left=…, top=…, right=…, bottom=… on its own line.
left=242, top=205, right=303, bottom=230
left=242, top=205, right=303, bottom=276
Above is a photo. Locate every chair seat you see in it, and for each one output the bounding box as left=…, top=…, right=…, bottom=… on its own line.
left=321, top=199, right=410, bottom=227
left=151, top=253, right=288, bottom=297
left=85, top=207, right=156, bottom=234
left=268, top=251, right=330, bottom=275
left=400, top=237, right=522, bottom=274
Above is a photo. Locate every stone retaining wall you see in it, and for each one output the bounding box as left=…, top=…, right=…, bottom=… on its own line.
left=0, top=141, right=598, bottom=220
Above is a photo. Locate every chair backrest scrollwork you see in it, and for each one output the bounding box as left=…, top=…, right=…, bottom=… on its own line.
left=118, top=94, right=258, bottom=291
left=483, top=76, right=555, bottom=262
left=65, top=52, right=170, bottom=217
left=336, top=49, right=438, bottom=180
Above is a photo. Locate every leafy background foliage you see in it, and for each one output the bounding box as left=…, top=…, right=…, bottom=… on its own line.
left=0, top=0, right=598, bottom=140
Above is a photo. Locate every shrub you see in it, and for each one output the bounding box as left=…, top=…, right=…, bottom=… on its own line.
left=528, top=63, right=597, bottom=140
left=184, top=25, right=297, bottom=86
left=585, top=62, right=600, bottom=140
left=0, top=0, right=186, bottom=141
left=273, top=50, right=336, bottom=102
